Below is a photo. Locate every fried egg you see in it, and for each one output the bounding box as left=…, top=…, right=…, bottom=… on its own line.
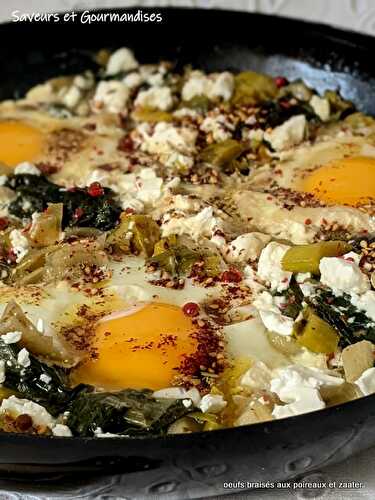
left=231, top=136, right=375, bottom=244
left=72, top=303, right=199, bottom=390
left=0, top=104, right=132, bottom=184
left=0, top=255, right=222, bottom=391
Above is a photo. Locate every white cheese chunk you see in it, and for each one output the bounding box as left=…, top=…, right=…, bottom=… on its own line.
left=350, top=290, right=375, bottom=322
left=92, top=81, right=129, bottom=114
left=199, top=394, right=227, bottom=414
left=14, top=162, right=41, bottom=176
left=1, top=331, right=22, bottom=344
left=310, top=95, right=330, bottom=122
left=153, top=387, right=201, bottom=406
left=257, top=242, right=292, bottom=292
left=17, top=348, right=30, bottom=368
left=264, top=115, right=306, bottom=151
left=355, top=367, right=375, bottom=396
left=319, top=255, right=370, bottom=295
left=1, top=396, right=54, bottom=427
left=9, top=229, right=29, bottom=263
left=225, top=232, right=271, bottom=263
left=106, top=47, right=139, bottom=75
left=135, top=86, right=173, bottom=111
left=253, top=291, right=294, bottom=336
left=271, top=365, right=343, bottom=419
left=181, top=70, right=234, bottom=102
left=52, top=424, right=73, bottom=437
left=161, top=207, right=221, bottom=241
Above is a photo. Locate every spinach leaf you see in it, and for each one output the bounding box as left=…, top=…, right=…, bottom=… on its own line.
left=67, top=388, right=193, bottom=437
left=0, top=340, right=84, bottom=415
left=273, top=279, right=304, bottom=319
left=5, top=174, right=122, bottom=231
left=308, top=288, right=375, bottom=347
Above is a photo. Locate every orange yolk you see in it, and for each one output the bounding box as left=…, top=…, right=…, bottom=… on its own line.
left=303, top=156, right=375, bottom=206
left=72, top=303, right=198, bottom=391
left=0, top=121, right=44, bottom=167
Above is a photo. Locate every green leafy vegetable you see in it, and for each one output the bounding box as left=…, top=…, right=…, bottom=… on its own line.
left=5, top=174, right=122, bottom=231
left=308, top=288, right=375, bottom=347
left=273, top=279, right=303, bottom=319
left=0, top=339, right=84, bottom=415
left=66, top=388, right=192, bottom=437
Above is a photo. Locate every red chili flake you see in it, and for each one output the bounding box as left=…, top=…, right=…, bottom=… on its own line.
left=275, top=76, right=288, bottom=88
left=87, top=182, right=104, bottom=197
left=73, top=208, right=84, bottom=220
left=221, top=268, right=243, bottom=283
left=0, top=218, right=9, bottom=231
left=118, top=135, right=135, bottom=153
left=304, top=218, right=312, bottom=225
left=182, top=302, right=200, bottom=317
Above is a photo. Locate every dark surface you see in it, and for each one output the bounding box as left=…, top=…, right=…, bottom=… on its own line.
left=0, top=7, right=375, bottom=498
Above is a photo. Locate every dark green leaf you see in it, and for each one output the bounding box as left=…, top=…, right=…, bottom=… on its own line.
left=66, top=388, right=193, bottom=437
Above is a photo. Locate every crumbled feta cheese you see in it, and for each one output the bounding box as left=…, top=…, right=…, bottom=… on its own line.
left=225, top=232, right=271, bottom=263
left=14, top=162, right=41, bottom=176
left=271, top=365, right=343, bottom=419
left=153, top=387, right=201, bottom=406
left=40, top=373, right=52, bottom=385
left=350, top=291, right=375, bottom=322
left=253, top=291, right=294, bottom=336
left=52, top=424, right=72, bottom=437
left=63, top=85, right=82, bottom=109
left=17, top=348, right=30, bottom=368
left=162, top=207, right=222, bottom=241
left=106, top=47, right=139, bottom=75
left=264, top=115, right=306, bottom=151
left=9, top=229, right=29, bottom=263
left=181, top=71, right=209, bottom=101
left=86, top=167, right=163, bottom=211
left=209, top=72, right=234, bottom=101
left=1, top=396, right=55, bottom=428
left=355, top=367, right=375, bottom=396
left=310, top=95, right=330, bottom=122
left=241, top=361, right=272, bottom=390
left=319, top=255, right=370, bottom=295
left=0, top=360, right=5, bottom=384
left=257, top=241, right=292, bottom=292
left=140, top=122, right=197, bottom=157
left=181, top=70, right=234, bottom=101
left=92, top=81, right=129, bottom=114
left=94, top=427, right=119, bottom=438
left=200, top=115, right=233, bottom=142
left=1, top=331, right=22, bottom=344
left=123, top=71, right=143, bottom=88
left=199, top=394, right=227, bottom=414
left=135, top=86, right=173, bottom=111
left=243, top=265, right=266, bottom=293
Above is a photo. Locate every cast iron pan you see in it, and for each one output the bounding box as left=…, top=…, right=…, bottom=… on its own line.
left=0, top=7, right=375, bottom=499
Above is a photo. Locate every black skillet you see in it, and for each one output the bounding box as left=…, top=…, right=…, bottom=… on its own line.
left=0, top=6, right=375, bottom=499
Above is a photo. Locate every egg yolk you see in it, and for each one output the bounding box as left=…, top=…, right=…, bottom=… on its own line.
left=72, top=303, right=198, bottom=391
left=303, top=156, right=375, bottom=206
left=0, top=121, right=44, bottom=167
